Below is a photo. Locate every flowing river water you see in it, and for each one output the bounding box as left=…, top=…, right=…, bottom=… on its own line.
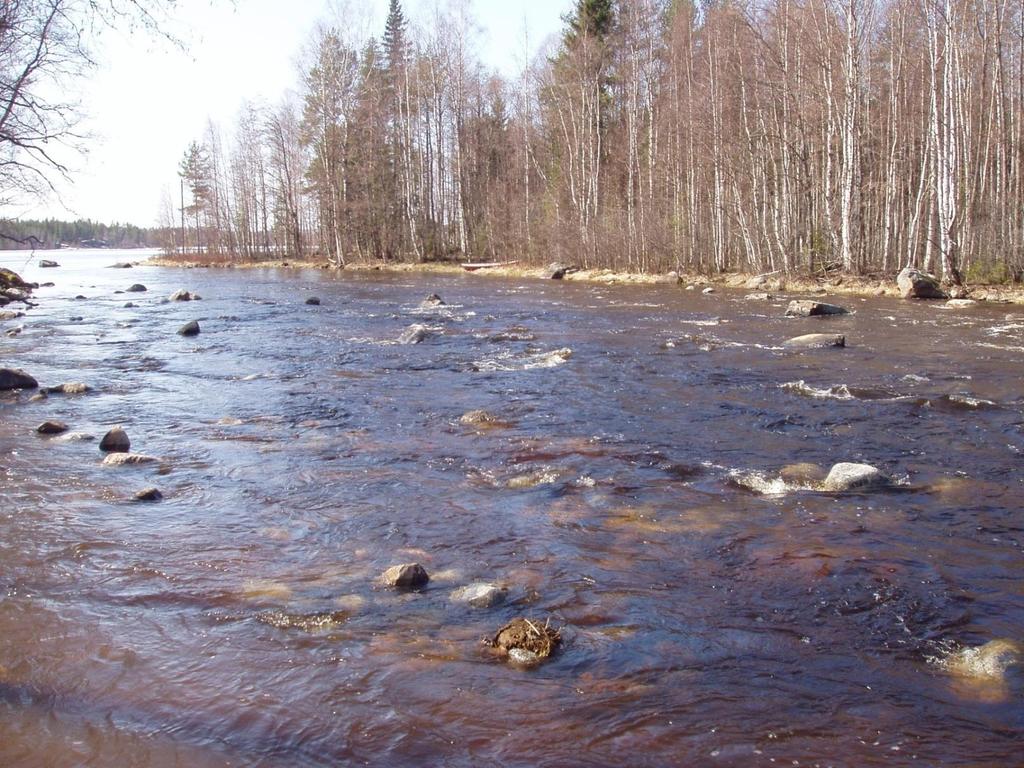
left=1, top=249, right=1022, bottom=766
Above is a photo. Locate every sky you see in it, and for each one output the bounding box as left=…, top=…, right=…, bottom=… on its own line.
left=27, top=0, right=570, bottom=227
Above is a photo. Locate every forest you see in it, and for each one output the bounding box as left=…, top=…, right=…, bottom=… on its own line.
left=0, top=219, right=155, bottom=250
left=168, top=0, right=1024, bottom=286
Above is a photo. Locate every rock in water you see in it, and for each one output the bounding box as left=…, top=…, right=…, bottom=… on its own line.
left=783, top=333, right=846, bottom=349
left=945, top=639, right=1020, bottom=682
left=382, top=563, right=430, bottom=588
left=305, top=297, right=321, bottom=306
left=0, top=310, right=24, bottom=320
left=897, top=267, right=949, bottom=299
left=99, top=427, right=131, bottom=453
left=451, top=583, right=507, bottom=608
left=134, top=487, right=163, bottom=502
left=421, top=293, right=445, bottom=307
left=38, top=259, right=59, bottom=268
left=0, top=368, right=38, bottom=390
left=398, top=324, right=429, bottom=345
left=178, top=320, right=201, bottom=336
left=822, top=462, right=890, bottom=492
left=102, top=453, right=158, bottom=466
left=489, top=617, right=562, bottom=665
left=785, top=300, right=849, bottom=317
left=547, top=263, right=568, bottom=280
left=169, top=289, right=200, bottom=301
left=47, top=382, right=91, bottom=395
left=36, top=421, right=68, bottom=435
left=126, top=284, right=147, bottom=293
left=0, top=268, right=32, bottom=291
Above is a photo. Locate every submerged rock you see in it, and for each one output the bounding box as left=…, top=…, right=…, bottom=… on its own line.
left=382, top=563, right=430, bottom=588
left=256, top=610, right=347, bottom=632
left=178, top=320, right=201, bottom=336
left=36, top=421, right=68, bottom=435
left=0, top=368, right=38, bottom=390
left=783, top=333, right=846, bottom=349
left=46, top=382, right=91, bottom=395
left=488, top=617, right=561, bottom=665
left=305, top=296, right=321, bottom=306
left=452, top=583, right=507, bottom=608
left=28, top=391, right=48, bottom=402
left=55, top=432, right=95, bottom=442
left=398, top=324, right=429, bottom=345
left=102, top=452, right=158, bottom=466
left=744, top=292, right=774, bottom=302
left=785, top=300, right=849, bottom=317
left=109, top=262, right=133, bottom=269
left=897, top=267, right=948, bottom=300
left=99, top=427, right=131, bottom=453
left=945, top=299, right=976, bottom=308
left=821, top=462, right=890, bottom=492
left=779, top=463, right=828, bottom=486
left=421, top=293, right=446, bottom=307
left=459, top=409, right=509, bottom=428
left=944, top=639, right=1020, bottom=682
left=133, top=487, right=163, bottom=502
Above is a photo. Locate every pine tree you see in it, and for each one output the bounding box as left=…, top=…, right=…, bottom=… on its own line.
left=565, top=0, right=615, bottom=46
left=383, top=0, right=407, bottom=74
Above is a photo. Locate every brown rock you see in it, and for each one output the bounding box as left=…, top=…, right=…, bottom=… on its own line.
left=382, top=563, right=430, bottom=588
left=785, top=300, right=849, bottom=317
left=36, top=421, right=68, bottom=435
left=782, top=333, right=846, bottom=349
left=99, top=427, right=130, bottom=453
left=0, top=368, right=38, bottom=390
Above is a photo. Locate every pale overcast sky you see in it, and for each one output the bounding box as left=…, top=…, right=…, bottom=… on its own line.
left=30, top=0, right=569, bottom=227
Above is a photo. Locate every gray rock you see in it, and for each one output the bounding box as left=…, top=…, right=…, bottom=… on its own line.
left=783, top=333, right=846, bottom=349
left=108, top=262, right=133, bottom=269
left=178, top=320, right=201, bottom=336
left=169, top=289, right=200, bottom=301
left=134, top=487, right=163, bottom=502
left=897, top=267, right=949, bottom=300
left=547, top=263, right=568, bottom=280
left=124, top=302, right=137, bottom=308
left=28, top=391, right=48, bottom=402
left=702, top=286, right=715, bottom=294
left=744, top=292, right=774, bottom=301
left=38, top=259, right=59, bottom=268
left=451, top=583, right=507, bottom=608
left=822, top=462, right=890, bottom=492
left=382, top=563, right=430, bottom=588
left=945, top=299, right=977, bottom=308
left=6, top=326, right=22, bottom=337
left=0, top=368, right=38, bottom=390
left=0, top=310, right=24, bottom=320
left=99, top=427, right=130, bottom=453
left=36, top=421, right=68, bottom=435
left=785, top=300, right=849, bottom=317
left=421, top=293, right=445, bottom=307
left=305, top=297, right=321, bottom=306
left=398, top=324, right=429, bottom=345
left=102, top=452, right=158, bottom=466
left=126, top=284, right=147, bottom=293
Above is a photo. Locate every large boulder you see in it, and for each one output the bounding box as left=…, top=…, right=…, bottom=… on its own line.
left=178, top=320, right=201, bottom=336
left=783, top=333, right=846, bottom=349
left=0, top=368, right=38, bottom=390
left=0, top=268, right=31, bottom=291
left=821, top=462, right=890, bottom=492
left=169, top=289, right=200, bottom=301
left=897, top=267, right=949, bottom=300
left=785, top=300, right=849, bottom=317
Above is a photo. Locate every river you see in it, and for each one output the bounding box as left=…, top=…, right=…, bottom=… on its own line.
left=1, top=249, right=1022, bottom=766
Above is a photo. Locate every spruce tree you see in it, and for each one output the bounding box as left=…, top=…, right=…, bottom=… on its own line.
left=383, top=0, right=407, bottom=74
left=565, top=0, right=615, bottom=45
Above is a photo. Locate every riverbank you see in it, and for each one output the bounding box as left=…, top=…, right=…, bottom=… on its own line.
left=146, top=254, right=1024, bottom=304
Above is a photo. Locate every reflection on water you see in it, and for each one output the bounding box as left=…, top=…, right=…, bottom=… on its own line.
left=1, top=249, right=1023, bottom=766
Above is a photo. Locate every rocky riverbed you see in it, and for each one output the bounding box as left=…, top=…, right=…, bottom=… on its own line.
left=1, top=248, right=1022, bottom=766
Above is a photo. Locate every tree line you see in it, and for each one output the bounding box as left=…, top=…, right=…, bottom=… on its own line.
left=169, top=0, right=1024, bottom=285
left=0, top=218, right=155, bottom=250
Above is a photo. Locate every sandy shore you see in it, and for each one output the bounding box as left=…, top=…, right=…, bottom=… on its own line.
left=144, top=255, right=1024, bottom=304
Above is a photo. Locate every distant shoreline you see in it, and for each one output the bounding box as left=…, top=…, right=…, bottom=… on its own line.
left=144, top=255, right=1024, bottom=305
